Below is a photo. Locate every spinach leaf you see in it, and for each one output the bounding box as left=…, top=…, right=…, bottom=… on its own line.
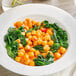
left=53, top=29, right=58, bottom=43
left=4, top=27, right=22, bottom=44
left=41, top=20, right=49, bottom=25
left=11, top=41, right=19, bottom=57
left=6, top=41, right=19, bottom=59
left=59, top=40, right=68, bottom=49
left=6, top=44, right=15, bottom=59
left=51, top=43, right=60, bottom=53
left=34, top=52, right=54, bottom=66
left=33, top=45, right=45, bottom=53
left=51, top=23, right=59, bottom=31
left=18, top=26, right=25, bottom=32
left=20, top=35, right=27, bottom=47
left=57, top=29, right=68, bottom=41
left=33, top=25, right=40, bottom=30
left=26, top=25, right=40, bottom=34
left=44, top=24, right=51, bottom=28
left=26, top=30, right=32, bottom=34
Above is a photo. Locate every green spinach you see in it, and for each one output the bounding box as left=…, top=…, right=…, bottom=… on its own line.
left=34, top=52, right=54, bottom=66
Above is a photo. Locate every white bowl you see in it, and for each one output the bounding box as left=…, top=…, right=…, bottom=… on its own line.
left=0, top=4, right=76, bottom=75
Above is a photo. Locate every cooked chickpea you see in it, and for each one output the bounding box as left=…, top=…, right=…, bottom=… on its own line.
left=31, top=20, right=36, bottom=25
left=34, top=50, right=40, bottom=56
left=25, top=45, right=31, bottom=50
left=37, top=38, right=42, bottom=45
left=31, top=30, right=36, bottom=35
left=26, top=32, right=31, bottom=37
left=24, top=59, right=30, bottom=65
left=19, top=43, right=23, bottom=49
left=18, top=52, right=24, bottom=57
left=35, top=22, right=40, bottom=26
left=26, top=38, right=29, bottom=43
left=18, top=49, right=25, bottom=54
left=60, top=47, right=66, bottom=54
left=48, top=40, right=54, bottom=46
left=15, top=56, right=21, bottom=62
left=23, top=21, right=27, bottom=26
left=32, top=36, right=37, bottom=41
left=14, top=21, right=22, bottom=28
left=42, top=41, right=47, bottom=46
left=29, top=60, right=35, bottom=66
left=41, top=53, right=47, bottom=58
left=49, top=51, right=54, bottom=56
left=24, top=53, right=29, bottom=60
left=28, top=36, right=32, bottom=40
left=54, top=58, right=57, bottom=61
left=36, top=30, right=42, bottom=37
left=24, top=26, right=29, bottom=30
left=28, top=52, right=34, bottom=57
left=33, top=41, right=38, bottom=46
left=16, top=39, right=20, bottom=43
left=27, top=41, right=32, bottom=45
left=54, top=52, right=61, bottom=59
left=30, top=48, right=36, bottom=52
left=43, top=45, right=50, bottom=52
left=47, top=29, right=53, bottom=35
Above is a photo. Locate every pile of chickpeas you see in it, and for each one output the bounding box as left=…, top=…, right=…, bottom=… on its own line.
left=14, top=18, right=67, bottom=66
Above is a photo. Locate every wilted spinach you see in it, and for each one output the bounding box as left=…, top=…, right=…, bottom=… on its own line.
left=34, top=52, right=54, bottom=66
left=33, top=45, right=45, bottom=53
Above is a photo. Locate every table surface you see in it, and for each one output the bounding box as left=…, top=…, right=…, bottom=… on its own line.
left=0, top=0, right=76, bottom=76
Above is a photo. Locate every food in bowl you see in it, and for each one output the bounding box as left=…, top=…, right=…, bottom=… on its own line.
left=4, top=18, right=68, bottom=66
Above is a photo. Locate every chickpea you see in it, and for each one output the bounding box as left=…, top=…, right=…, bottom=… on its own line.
left=19, top=43, right=23, bottom=49
left=54, top=52, right=61, bottom=59
left=43, top=45, right=50, bottom=52
left=15, top=56, right=21, bottom=62
left=28, top=36, right=32, bottom=40
left=29, top=60, right=35, bottom=66
left=34, top=50, right=40, bottom=56
left=31, top=20, right=36, bottom=25
left=33, top=41, right=38, bottom=46
left=41, top=53, right=47, bottom=58
left=47, top=29, right=53, bottom=35
left=30, top=48, right=36, bottom=52
left=37, top=38, right=42, bottom=45
left=24, top=53, right=29, bottom=60
left=49, top=51, right=54, bottom=56
left=60, top=47, right=66, bottom=54
left=31, top=30, right=36, bottom=35
left=48, top=40, right=54, bottom=46
left=14, top=21, right=22, bottom=28
left=26, top=32, right=31, bottom=38
left=18, top=49, right=25, bottom=54
left=27, top=41, right=32, bottom=45
left=16, top=39, right=20, bottom=43
left=18, top=52, right=24, bottom=57
left=42, top=41, right=47, bottom=46
left=32, top=36, right=37, bottom=41
left=24, top=59, right=30, bottom=65
left=28, top=52, right=34, bottom=57
left=23, top=21, right=27, bottom=26
left=26, top=38, right=29, bottom=43
left=25, top=45, right=31, bottom=50
left=24, top=26, right=29, bottom=30
left=35, top=22, right=40, bottom=26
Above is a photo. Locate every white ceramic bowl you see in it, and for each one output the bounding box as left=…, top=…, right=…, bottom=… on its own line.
left=0, top=4, right=76, bottom=75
